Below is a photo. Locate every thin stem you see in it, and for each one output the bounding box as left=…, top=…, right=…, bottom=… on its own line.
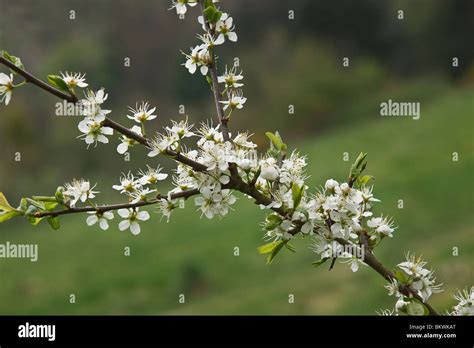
left=34, top=188, right=200, bottom=218
left=0, top=56, right=77, bottom=103
left=199, top=2, right=231, bottom=143
left=0, top=58, right=207, bottom=173
left=335, top=237, right=440, bottom=316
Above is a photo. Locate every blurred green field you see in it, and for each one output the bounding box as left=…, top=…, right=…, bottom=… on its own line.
left=0, top=88, right=472, bottom=315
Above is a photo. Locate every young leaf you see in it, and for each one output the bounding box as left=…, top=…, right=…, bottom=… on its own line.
left=312, top=257, right=329, bottom=267
left=0, top=192, right=15, bottom=212
left=0, top=211, right=23, bottom=223
left=203, top=5, right=222, bottom=24
left=266, top=241, right=285, bottom=265
left=1, top=51, right=25, bottom=71
left=265, top=131, right=287, bottom=152
left=47, top=74, right=69, bottom=92
left=27, top=216, right=43, bottom=226
left=264, top=214, right=282, bottom=230
left=291, top=183, right=304, bottom=209
left=47, top=216, right=60, bottom=230
left=257, top=240, right=283, bottom=254
left=356, top=175, right=375, bottom=187
left=394, top=270, right=409, bottom=284
left=406, top=299, right=425, bottom=316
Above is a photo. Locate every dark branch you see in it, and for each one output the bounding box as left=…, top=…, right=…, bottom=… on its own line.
left=34, top=188, right=200, bottom=218
left=0, top=56, right=77, bottom=103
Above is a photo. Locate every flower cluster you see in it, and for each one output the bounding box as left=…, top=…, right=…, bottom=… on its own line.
left=449, top=287, right=474, bottom=316
left=383, top=253, right=443, bottom=315
left=77, top=88, right=114, bottom=147
left=63, top=179, right=98, bottom=208
left=396, top=253, right=443, bottom=301
left=112, top=166, right=168, bottom=204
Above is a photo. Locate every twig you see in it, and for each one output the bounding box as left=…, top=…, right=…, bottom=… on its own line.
left=0, top=56, right=77, bottom=103
left=34, top=188, right=200, bottom=218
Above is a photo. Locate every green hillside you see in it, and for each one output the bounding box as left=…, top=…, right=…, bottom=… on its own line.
left=0, top=88, right=472, bottom=315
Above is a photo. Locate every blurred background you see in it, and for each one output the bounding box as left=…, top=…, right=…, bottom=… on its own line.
left=0, top=0, right=473, bottom=314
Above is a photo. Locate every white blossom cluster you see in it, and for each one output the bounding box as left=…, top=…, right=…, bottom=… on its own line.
left=77, top=87, right=114, bottom=147
left=448, top=287, right=474, bottom=316
left=63, top=178, right=98, bottom=208
left=383, top=253, right=443, bottom=315
left=298, top=179, right=394, bottom=272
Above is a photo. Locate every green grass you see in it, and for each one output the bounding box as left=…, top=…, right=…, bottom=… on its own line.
left=0, top=88, right=472, bottom=315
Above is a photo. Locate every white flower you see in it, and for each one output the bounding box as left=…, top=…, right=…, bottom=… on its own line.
left=197, top=122, right=223, bottom=146
left=449, top=287, right=474, bottom=316
left=63, top=179, right=98, bottom=208
left=170, top=0, right=197, bottom=15
left=130, top=187, right=157, bottom=204
left=0, top=73, right=14, bottom=105
left=343, top=256, right=365, bottom=272
left=80, top=89, right=111, bottom=122
left=218, top=65, right=244, bottom=89
left=112, top=173, right=142, bottom=194
left=324, top=179, right=339, bottom=192
left=220, top=90, right=247, bottom=111
left=147, top=133, right=178, bottom=157
left=166, top=118, right=195, bottom=139
left=78, top=118, right=114, bottom=147
left=184, top=45, right=202, bottom=74
left=259, top=157, right=279, bottom=181
left=200, top=141, right=230, bottom=171
left=127, top=101, right=157, bottom=123
left=117, top=208, right=150, bottom=235
left=385, top=279, right=401, bottom=298
left=367, top=216, right=396, bottom=237
left=198, top=33, right=225, bottom=49
left=117, top=126, right=143, bottom=154
left=233, top=132, right=256, bottom=149
left=85, top=88, right=107, bottom=105
left=194, top=189, right=237, bottom=219
left=138, top=165, right=168, bottom=185
left=86, top=211, right=114, bottom=230
left=397, top=253, right=443, bottom=301
left=215, top=13, right=238, bottom=42
left=60, top=72, right=88, bottom=88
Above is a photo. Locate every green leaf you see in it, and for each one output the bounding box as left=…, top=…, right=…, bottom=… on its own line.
left=25, top=198, right=45, bottom=210
left=203, top=5, right=222, bottom=24
left=356, top=175, right=375, bottom=186
left=265, top=131, right=287, bottom=152
left=407, top=299, right=425, bottom=316
left=0, top=211, right=23, bottom=223
left=394, top=270, right=409, bottom=284
left=27, top=216, right=43, bottom=226
left=1, top=51, right=25, bottom=71
left=264, top=214, right=282, bottom=230
left=349, top=152, right=368, bottom=183
left=19, top=198, right=28, bottom=212
left=55, top=186, right=65, bottom=204
left=291, top=183, right=304, bottom=209
left=47, top=74, right=69, bottom=92
left=47, top=216, right=60, bottom=230
left=257, top=240, right=283, bottom=254
left=32, top=195, right=57, bottom=202
left=205, top=75, right=212, bottom=86
left=0, top=192, right=15, bottom=212
left=312, top=257, right=329, bottom=267
left=44, top=202, right=58, bottom=211
left=266, top=241, right=285, bottom=265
